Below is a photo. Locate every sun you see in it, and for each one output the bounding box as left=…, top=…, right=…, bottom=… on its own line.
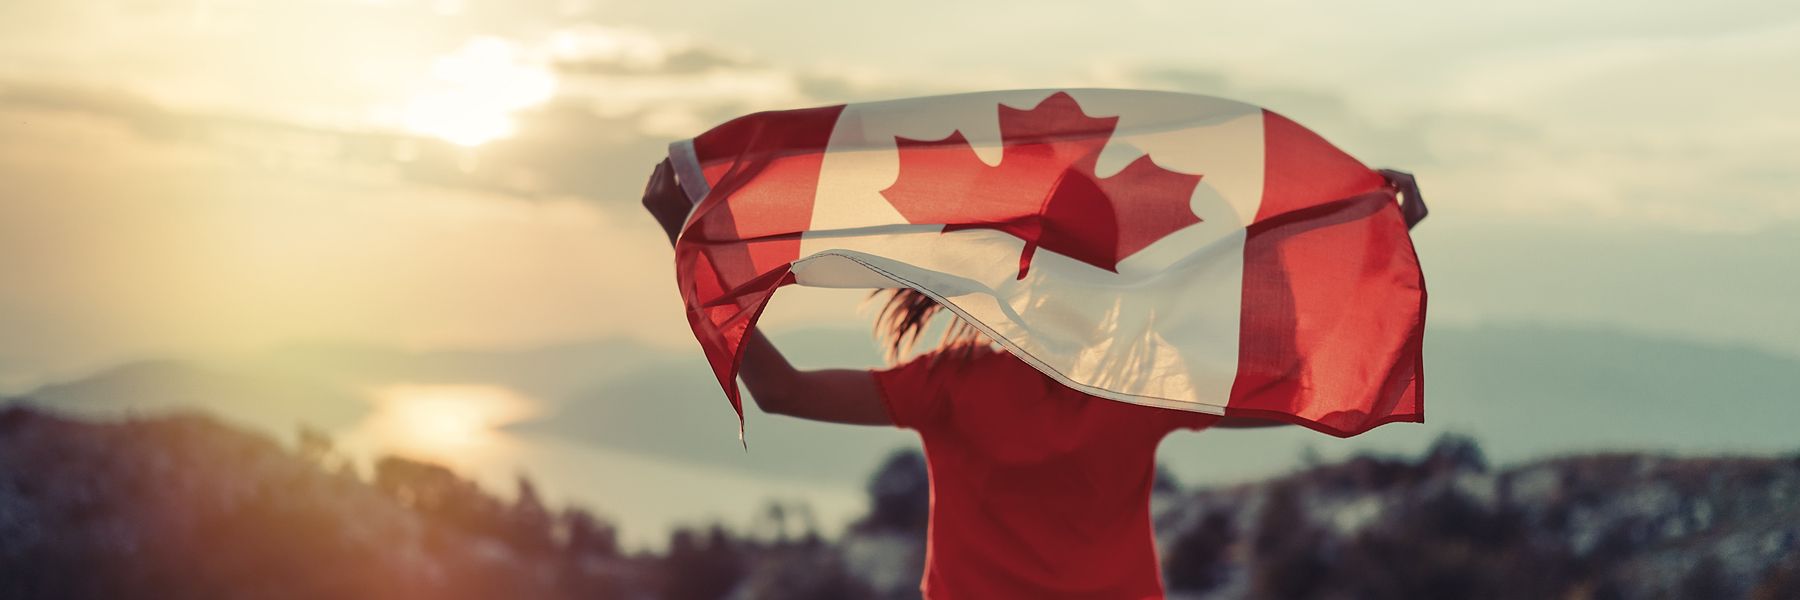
left=402, top=37, right=556, bottom=147
left=356, top=383, right=540, bottom=461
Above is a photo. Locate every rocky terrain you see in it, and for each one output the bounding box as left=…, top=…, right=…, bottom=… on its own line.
left=1152, top=438, right=1800, bottom=599
left=1, top=404, right=1796, bottom=599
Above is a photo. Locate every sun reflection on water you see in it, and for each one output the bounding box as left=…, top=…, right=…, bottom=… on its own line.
left=344, top=383, right=541, bottom=467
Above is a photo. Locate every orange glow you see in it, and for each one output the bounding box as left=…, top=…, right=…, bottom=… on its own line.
left=351, top=384, right=541, bottom=463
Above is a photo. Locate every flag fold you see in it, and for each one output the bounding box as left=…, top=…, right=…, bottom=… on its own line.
left=668, top=89, right=1426, bottom=438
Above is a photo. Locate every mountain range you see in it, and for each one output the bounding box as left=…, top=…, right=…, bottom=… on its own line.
left=14, top=323, right=1799, bottom=487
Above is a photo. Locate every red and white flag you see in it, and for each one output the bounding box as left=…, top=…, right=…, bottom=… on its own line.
left=669, top=89, right=1426, bottom=437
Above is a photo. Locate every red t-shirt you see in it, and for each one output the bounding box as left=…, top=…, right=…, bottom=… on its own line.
left=872, top=346, right=1219, bottom=600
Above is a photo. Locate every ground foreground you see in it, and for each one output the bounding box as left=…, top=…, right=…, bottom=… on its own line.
left=1, top=405, right=1796, bottom=599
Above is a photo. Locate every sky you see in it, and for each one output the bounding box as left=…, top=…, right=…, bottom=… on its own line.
left=0, top=1, right=1796, bottom=414
left=4, top=0, right=1800, bottom=389
left=3, top=0, right=1798, bottom=544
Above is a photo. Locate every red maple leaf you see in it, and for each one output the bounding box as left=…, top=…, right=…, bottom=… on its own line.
left=880, top=91, right=1204, bottom=279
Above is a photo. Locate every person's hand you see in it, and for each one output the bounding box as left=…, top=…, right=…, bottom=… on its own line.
left=642, top=158, right=689, bottom=246
left=1378, top=168, right=1428, bottom=230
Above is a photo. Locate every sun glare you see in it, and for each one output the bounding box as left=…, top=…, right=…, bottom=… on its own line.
left=354, top=384, right=541, bottom=462
left=403, top=37, right=556, bottom=147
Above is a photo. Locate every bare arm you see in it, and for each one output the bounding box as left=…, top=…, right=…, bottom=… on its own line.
left=641, top=160, right=892, bottom=426
left=738, top=329, right=892, bottom=425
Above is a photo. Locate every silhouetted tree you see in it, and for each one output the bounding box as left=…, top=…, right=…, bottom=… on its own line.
left=1248, top=483, right=1329, bottom=599
left=859, top=449, right=929, bottom=534
left=294, top=425, right=333, bottom=466
left=1752, top=557, right=1800, bottom=600
left=1163, top=510, right=1235, bottom=592
left=1423, top=432, right=1488, bottom=474
left=737, top=550, right=875, bottom=600
left=560, top=507, right=619, bottom=558
left=1153, top=463, right=1181, bottom=495
left=661, top=524, right=746, bottom=600
left=1679, top=556, right=1732, bottom=599
left=507, top=475, right=555, bottom=555
left=373, top=456, right=507, bottom=540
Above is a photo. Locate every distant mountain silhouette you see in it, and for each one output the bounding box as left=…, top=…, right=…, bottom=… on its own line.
left=510, top=327, right=918, bottom=482
left=1423, top=324, right=1800, bottom=457
left=17, top=324, right=1799, bottom=488
left=25, top=359, right=367, bottom=433
left=1139, top=323, right=1800, bottom=486
left=16, top=337, right=656, bottom=437
left=259, top=337, right=656, bottom=403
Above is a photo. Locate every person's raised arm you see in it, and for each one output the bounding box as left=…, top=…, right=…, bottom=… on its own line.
left=641, top=160, right=891, bottom=426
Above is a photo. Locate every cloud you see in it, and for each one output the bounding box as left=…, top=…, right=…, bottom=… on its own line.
left=5, top=0, right=1797, bottom=391
left=0, top=76, right=886, bottom=389
left=0, top=15, right=932, bottom=387
left=1105, top=62, right=1800, bottom=357
left=0, top=19, right=915, bottom=206
left=1120, top=26, right=1800, bottom=233
left=1122, top=65, right=1442, bottom=168
left=7, top=0, right=1794, bottom=231
left=550, top=29, right=755, bottom=76
left=0, top=103, right=696, bottom=390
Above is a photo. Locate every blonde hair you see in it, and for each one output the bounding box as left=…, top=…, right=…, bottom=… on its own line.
left=870, top=288, right=989, bottom=365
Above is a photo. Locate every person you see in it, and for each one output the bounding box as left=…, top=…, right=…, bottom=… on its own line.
left=642, top=159, right=1286, bottom=599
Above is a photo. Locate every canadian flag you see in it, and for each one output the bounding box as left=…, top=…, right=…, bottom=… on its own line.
left=669, top=89, right=1426, bottom=437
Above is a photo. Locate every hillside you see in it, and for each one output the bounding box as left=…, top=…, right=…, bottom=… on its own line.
left=1, top=405, right=1796, bottom=599
left=1152, top=437, right=1800, bottom=599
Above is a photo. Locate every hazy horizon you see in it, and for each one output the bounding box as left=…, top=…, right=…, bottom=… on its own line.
left=4, top=0, right=1797, bottom=548
left=15, top=317, right=1800, bottom=548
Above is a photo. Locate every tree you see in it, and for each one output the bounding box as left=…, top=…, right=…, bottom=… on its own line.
left=661, top=524, right=746, bottom=600
left=506, top=475, right=555, bottom=555
left=1163, top=510, right=1235, bottom=593
left=560, top=508, right=618, bottom=558
left=859, top=449, right=930, bottom=534
left=1249, top=484, right=1329, bottom=599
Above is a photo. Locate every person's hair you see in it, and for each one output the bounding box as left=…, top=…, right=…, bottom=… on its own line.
left=870, top=288, right=989, bottom=365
